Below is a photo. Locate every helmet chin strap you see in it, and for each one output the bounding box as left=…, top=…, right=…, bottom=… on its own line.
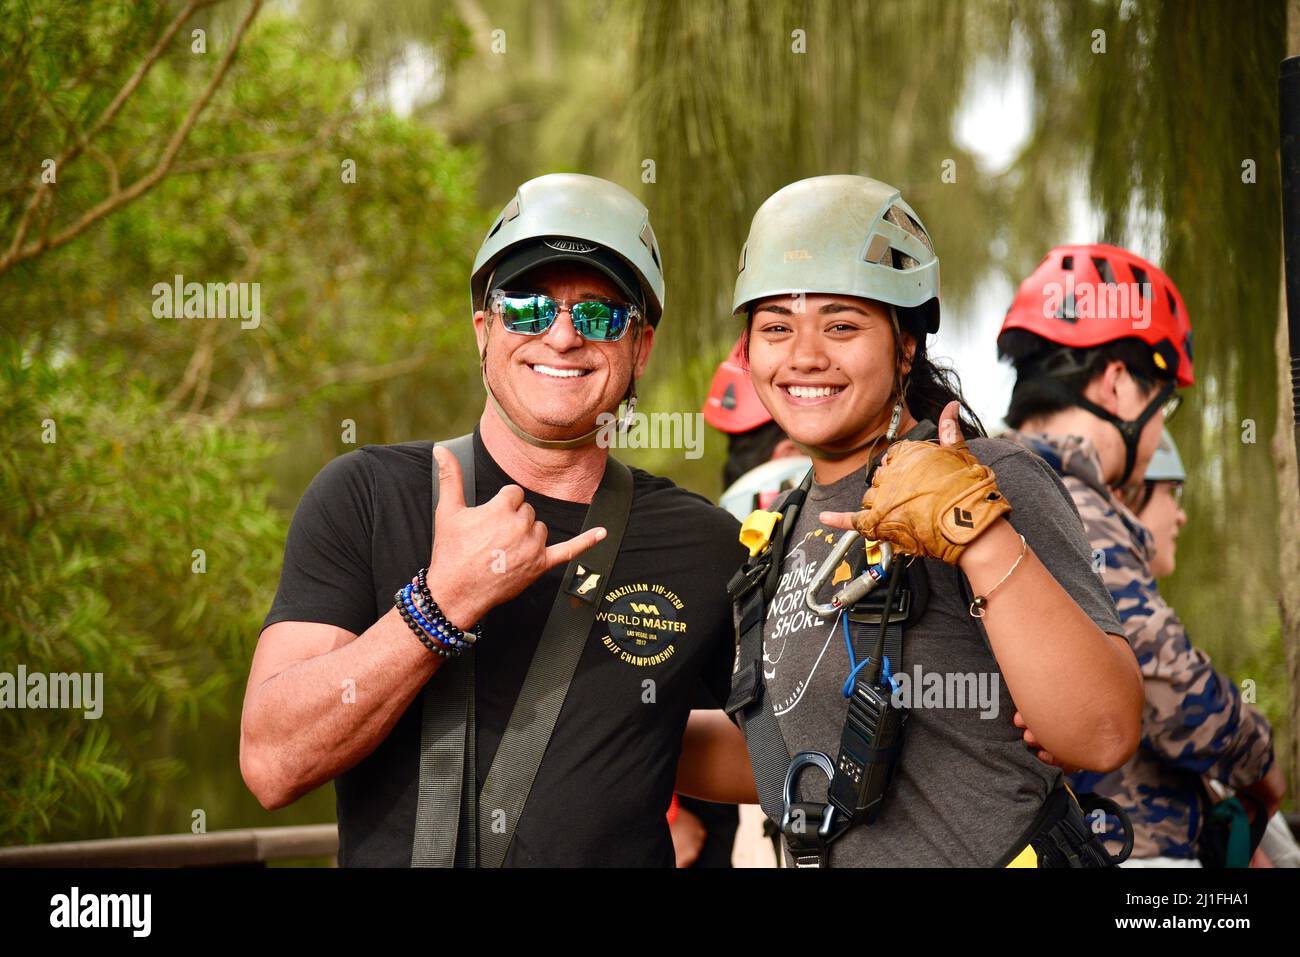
left=1033, top=376, right=1173, bottom=487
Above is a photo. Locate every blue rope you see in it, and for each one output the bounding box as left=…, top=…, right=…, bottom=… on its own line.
left=841, top=612, right=897, bottom=698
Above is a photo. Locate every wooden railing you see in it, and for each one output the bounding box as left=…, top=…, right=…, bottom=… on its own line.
left=0, top=824, right=338, bottom=867
left=2, top=816, right=1297, bottom=867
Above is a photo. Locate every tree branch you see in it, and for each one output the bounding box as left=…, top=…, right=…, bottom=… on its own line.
left=0, top=0, right=261, bottom=276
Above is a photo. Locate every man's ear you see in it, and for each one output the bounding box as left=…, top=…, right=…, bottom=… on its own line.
left=1083, top=359, right=1127, bottom=415
left=632, top=323, right=655, bottom=379
left=473, top=310, right=488, bottom=356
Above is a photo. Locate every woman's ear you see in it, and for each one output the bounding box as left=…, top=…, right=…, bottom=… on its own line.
left=900, top=330, right=918, bottom=376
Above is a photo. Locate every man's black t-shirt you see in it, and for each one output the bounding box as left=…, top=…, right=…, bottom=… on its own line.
left=262, top=427, right=745, bottom=866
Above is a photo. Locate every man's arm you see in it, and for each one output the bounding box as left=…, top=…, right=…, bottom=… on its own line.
left=239, top=609, right=444, bottom=810
left=241, top=445, right=606, bottom=809
left=676, top=709, right=758, bottom=804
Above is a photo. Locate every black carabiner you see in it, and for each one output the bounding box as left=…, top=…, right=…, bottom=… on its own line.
left=779, top=751, right=844, bottom=867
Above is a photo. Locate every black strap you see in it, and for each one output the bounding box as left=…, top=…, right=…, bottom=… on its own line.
left=476, top=456, right=634, bottom=868
left=725, top=421, right=937, bottom=865
left=725, top=475, right=810, bottom=826
left=412, top=437, right=635, bottom=868
left=412, top=433, right=477, bottom=868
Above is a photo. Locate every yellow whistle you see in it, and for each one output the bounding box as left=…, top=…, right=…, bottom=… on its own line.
left=739, top=510, right=781, bottom=558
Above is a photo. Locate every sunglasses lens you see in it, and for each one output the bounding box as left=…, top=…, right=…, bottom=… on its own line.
left=571, top=301, right=629, bottom=341
left=498, top=295, right=556, bottom=334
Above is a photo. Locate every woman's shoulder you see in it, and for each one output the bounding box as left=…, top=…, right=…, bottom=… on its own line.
left=965, top=436, right=1079, bottom=514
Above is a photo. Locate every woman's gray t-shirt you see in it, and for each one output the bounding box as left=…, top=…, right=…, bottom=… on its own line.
left=761, top=437, right=1123, bottom=866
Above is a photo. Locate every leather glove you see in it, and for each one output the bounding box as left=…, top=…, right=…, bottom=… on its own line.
left=851, top=438, right=1011, bottom=564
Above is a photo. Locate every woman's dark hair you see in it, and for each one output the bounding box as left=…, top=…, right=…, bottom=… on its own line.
left=739, top=306, right=987, bottom=442
left=894, top=307, right=987, bottom=440
left=997, top=328, right=1160, bottom=429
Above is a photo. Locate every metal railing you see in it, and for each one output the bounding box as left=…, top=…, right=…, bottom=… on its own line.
left=0, top=824, right=338, bottom=867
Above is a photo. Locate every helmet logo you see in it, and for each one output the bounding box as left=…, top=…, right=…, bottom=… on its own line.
left=545, top=240, right=598, bottom=254
left=782, top=249, right=813, bottom=263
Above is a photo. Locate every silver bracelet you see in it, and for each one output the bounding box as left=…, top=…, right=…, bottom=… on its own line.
left=969, top=534, right=1027, bottom=619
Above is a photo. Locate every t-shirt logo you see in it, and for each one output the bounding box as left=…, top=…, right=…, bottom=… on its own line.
left=596, top=582, right=688, bottom=667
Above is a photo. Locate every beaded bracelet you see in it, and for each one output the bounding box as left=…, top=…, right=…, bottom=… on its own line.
left=414, top=568, right=482, bottom=647
left=400, top=584, right=472, bottom=655
left=406, top=579, right=471, bottom=650
left=395, top=590, right=456, bottom=658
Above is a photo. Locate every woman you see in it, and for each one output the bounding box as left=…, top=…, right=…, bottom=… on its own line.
left=679, top=175, right=1142, bottom=867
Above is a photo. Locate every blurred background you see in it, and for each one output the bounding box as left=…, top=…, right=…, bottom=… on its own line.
left=2, top=0, right=1297, bottom=853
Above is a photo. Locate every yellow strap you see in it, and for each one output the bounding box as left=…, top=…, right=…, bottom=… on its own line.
left=1006, top=843, right=1038, bottom=868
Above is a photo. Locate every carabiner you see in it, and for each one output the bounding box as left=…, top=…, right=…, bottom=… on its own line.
left=779, top=751, right=844, bottom=867
left=804, top=530, right=892, bottom=617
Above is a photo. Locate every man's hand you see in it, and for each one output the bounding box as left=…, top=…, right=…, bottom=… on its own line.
left=670, top=804, right=707, bottom=868
left=428, top=446, right=607, bottom=629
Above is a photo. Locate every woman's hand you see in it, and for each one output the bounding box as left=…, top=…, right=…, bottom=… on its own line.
left=820, top=401, right=1011, bottom=564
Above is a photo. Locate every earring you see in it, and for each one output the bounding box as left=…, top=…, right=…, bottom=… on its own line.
left=884, top=400, right=903, bottom=442
left=618, top=387, right=638, bottom=433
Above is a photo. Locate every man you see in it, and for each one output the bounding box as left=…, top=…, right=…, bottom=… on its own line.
left=240, top=173, right=748, bottom=867
left=998, top=244, right=1283, bottom=865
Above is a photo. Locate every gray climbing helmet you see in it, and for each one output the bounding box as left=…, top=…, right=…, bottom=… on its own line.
left=1145, top=428, right=1186, bottom=483
left=732, top=174, right=941, bottom=332
left=471, top=173, right=666, bottom=326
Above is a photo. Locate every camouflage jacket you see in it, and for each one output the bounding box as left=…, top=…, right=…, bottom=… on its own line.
left=1004, top=431, right=1275, bottom=860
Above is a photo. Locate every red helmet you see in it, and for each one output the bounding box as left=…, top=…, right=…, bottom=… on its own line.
left=999, top=244, right=1194, bottom=387
left=702, top=336, right=773, bottom=434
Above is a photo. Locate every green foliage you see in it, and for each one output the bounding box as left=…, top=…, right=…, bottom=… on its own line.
left=0, top=3, right=486, bottom=840
left=0, top=336, right=284, bottom=842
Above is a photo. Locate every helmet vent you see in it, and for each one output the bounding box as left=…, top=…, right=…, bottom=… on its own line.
left=1056, top=292, right=1078, bottom=323
left=1062, top=255, right=1074, bottom=270
left=1091, top=257, right=1116, bottom=284
left=639, top=222, right=661, bottom=270
left=1167, top=288, right=1178, bottom=316
left=865, top=233, right=891, bottom=264
left=1131, top=265, right=1149, bottom=295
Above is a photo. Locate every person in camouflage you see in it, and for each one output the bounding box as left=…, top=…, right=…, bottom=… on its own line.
left=996, top=244, right=1283, bottom=865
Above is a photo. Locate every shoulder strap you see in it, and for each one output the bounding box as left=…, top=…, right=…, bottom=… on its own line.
left=412, top=434, right=476, bottom=868
left=724, top=470, right=812, bottom=824
left=476, top=455, right=634, bottom=868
